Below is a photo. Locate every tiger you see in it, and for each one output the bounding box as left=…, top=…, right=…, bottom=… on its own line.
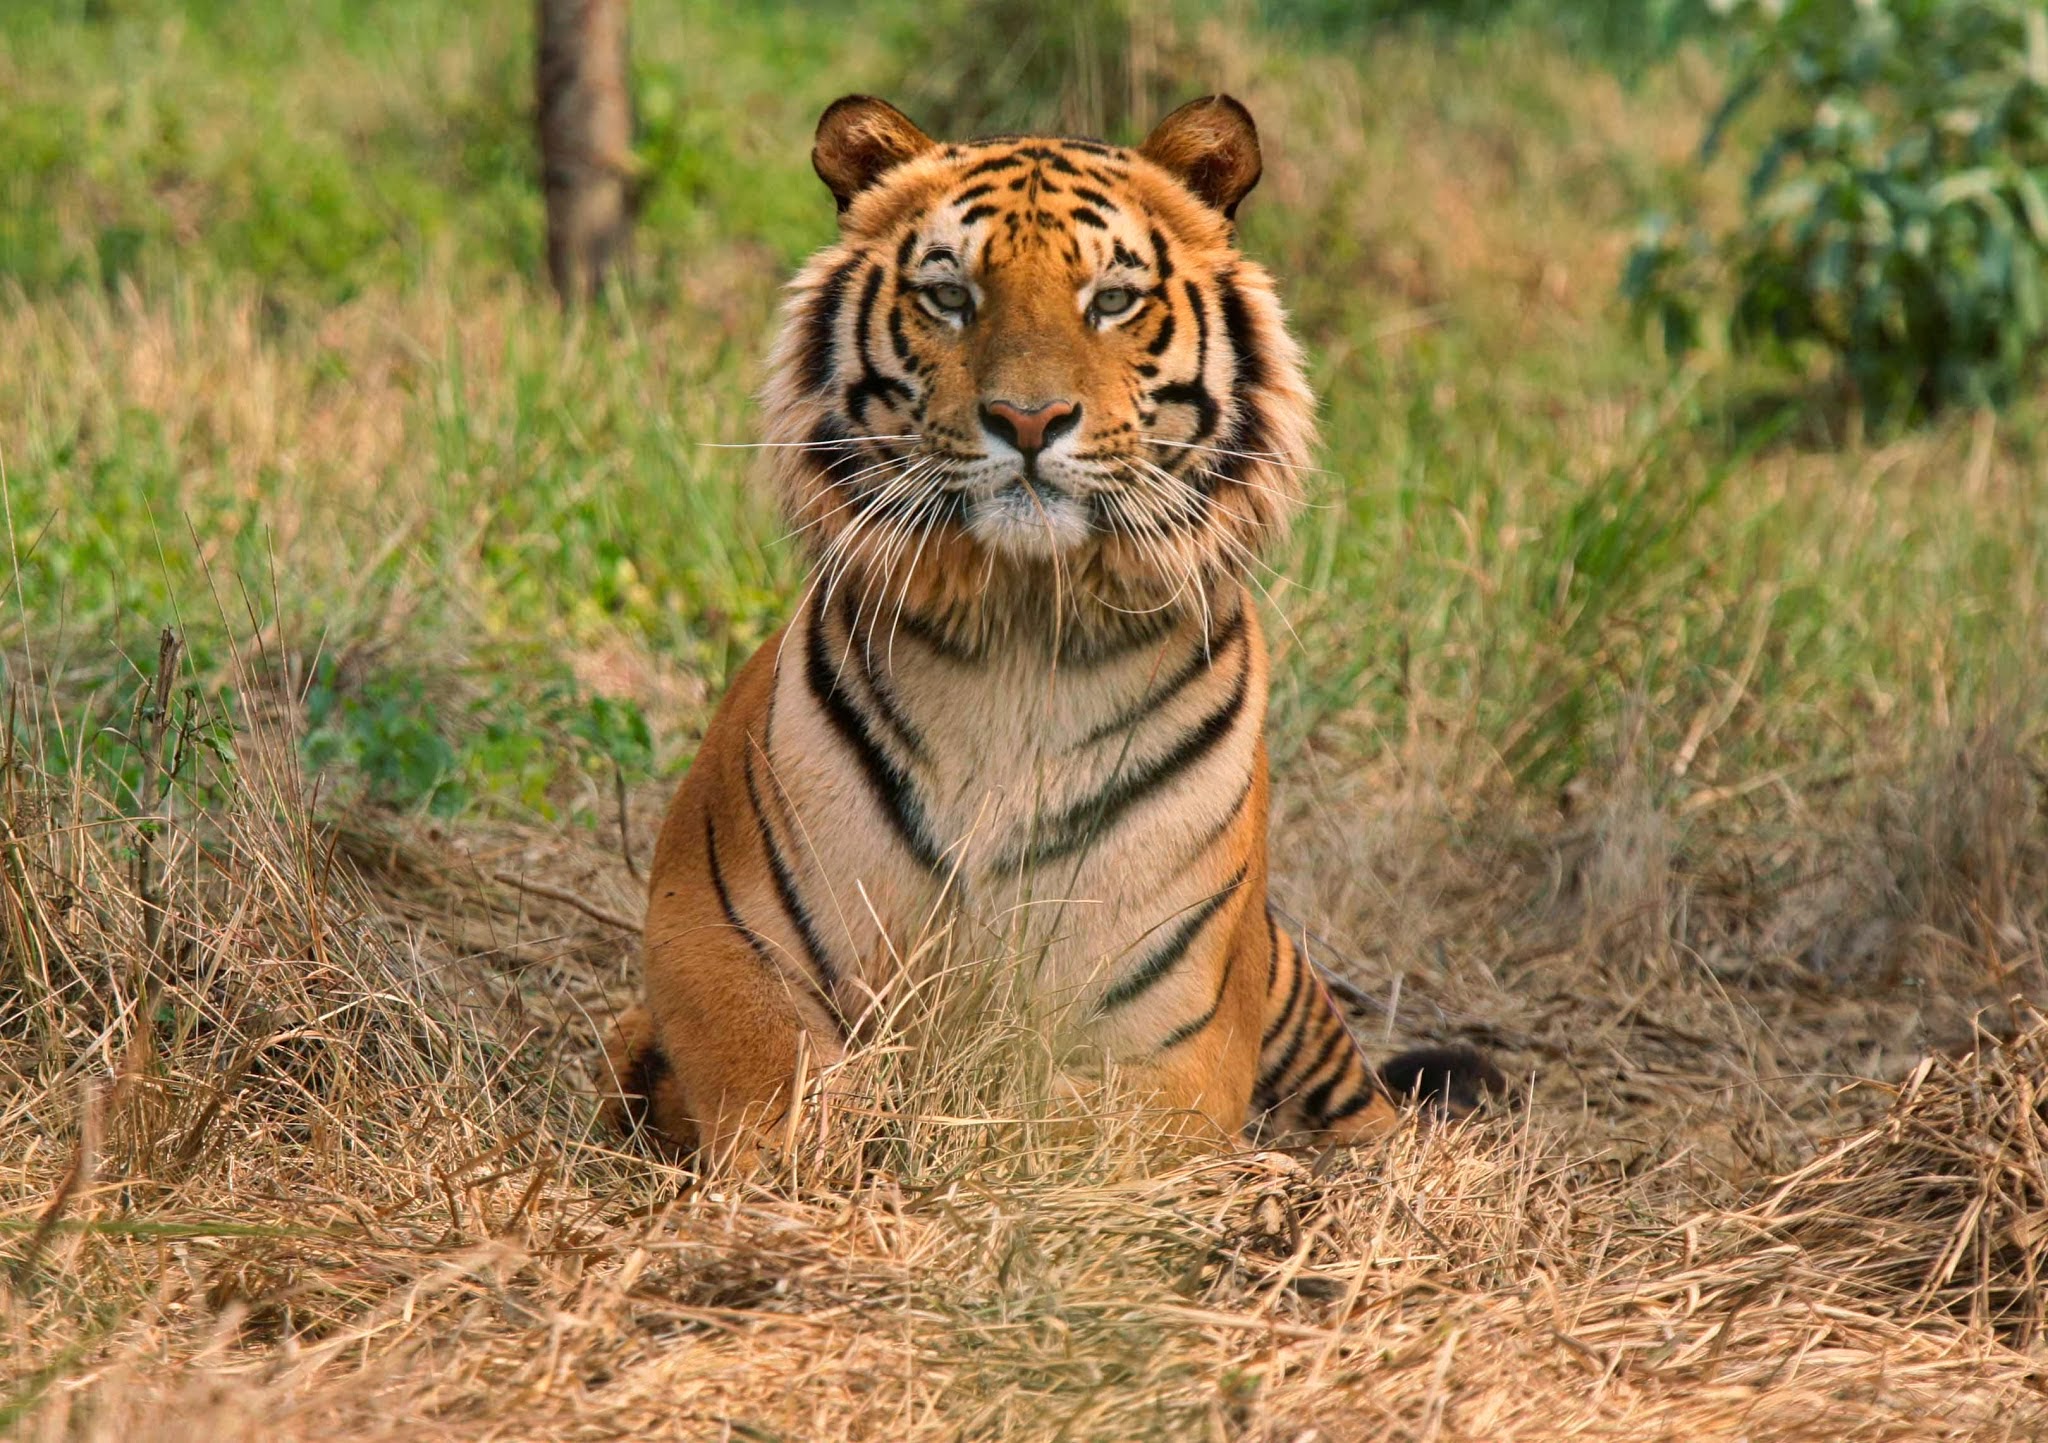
left=603, top=93, right=1496, bottom=1169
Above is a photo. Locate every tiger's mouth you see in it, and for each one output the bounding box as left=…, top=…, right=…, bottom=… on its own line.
left=962, top=475, right=1093, bottom=558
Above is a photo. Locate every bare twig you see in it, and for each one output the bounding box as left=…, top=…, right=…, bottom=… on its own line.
left=491, top=868, right=640, bottom=934
left=613, top=762, right=640, bottom=881
left=131, top=627, right=183, bottom=963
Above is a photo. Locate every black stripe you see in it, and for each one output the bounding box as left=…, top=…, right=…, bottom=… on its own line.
left=1217, top=271, right=1268, bottom=391
left=706, top=816, right=776, bottom=969
left=1148, top=227, right=1175, bottom=280
left=952, top=182, right=997, bottom=204
left=1145, top=305, right=1177, bottom=358
left=1261, top=920, right=1304, bottom=1046
left=1276, top=1022, right=1350, bottom=1105
left=804, top=415, right=867, bottom=489
left=1320, top=1082, right=1388, bottom=1125
left=1148, top=280, right=1219, bottom=443
left=1256, top=971, right=1316, bottom=1095
left=1094, top=865, right=1247, bottom=1017
left=1069, top=206, right=1107, bottom=229
left=897, top=597, right=1180, bottom=669
left=742, top=745, right=844, bottom=1022
left=802, top=257, right=861, bottom=394
left=1221, top=402, right=1271, bottom=487
left=959, top=203, right=997, bottom=225
left=851, top=268, right=884, bottom=362
left=962, top=154, right=1026, bottom=178
left=1157, top=942, right=1234, bottom=1052
left=888, top=303, right=918, bottom=369
left=1180, top=280, right=1219, bottom=443
left=1056, top=607, right=1182, bottom=668
left=1187, top=769, right=1255, bottom=861
left=803, top=591, right=942, bottom=870
left=1078, top=606, right=1245, bottom=747
left=1149, top=378, right=1219, bottom=454
left=897, top=606, right=981, bottom=663
left=1301, top=1048, right=1366, bottom=1121
left=842, top=588, right=927, bottom=760
left=1074, top=186, right=1114, bottom=209
left=1006, top=652, right=1249, bottom=871
left=844, top=265, right=913, bottom=424
left=1215, top=270, right=1276, bottom=481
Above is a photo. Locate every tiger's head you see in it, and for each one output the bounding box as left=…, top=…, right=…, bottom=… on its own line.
left=762, top=94, right=1316, bottom=640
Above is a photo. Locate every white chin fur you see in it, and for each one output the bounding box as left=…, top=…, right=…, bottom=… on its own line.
left=965, top=484, right=1091, bottom=558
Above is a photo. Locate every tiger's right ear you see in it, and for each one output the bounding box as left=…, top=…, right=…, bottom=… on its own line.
left=1140, top=95, right=1262, bottom=219
left=812, top=96, right=936, bottom=214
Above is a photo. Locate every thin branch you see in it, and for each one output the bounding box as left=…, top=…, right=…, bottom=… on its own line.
left=492, top=869, right=641, bottom=934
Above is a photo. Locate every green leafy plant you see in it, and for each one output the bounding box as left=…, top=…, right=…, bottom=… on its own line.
left=300, top=659, right=657, bottom=821
left=1627, top=0, right=2048, bottom=417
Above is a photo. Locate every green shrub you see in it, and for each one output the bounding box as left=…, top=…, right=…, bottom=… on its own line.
left=1627, top=0, right=2048, bottom=418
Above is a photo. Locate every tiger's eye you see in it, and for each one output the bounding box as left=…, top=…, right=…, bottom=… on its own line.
left=928, top=282, right=972, bottom=314
left=1092, top=286, right=1138, bottom=318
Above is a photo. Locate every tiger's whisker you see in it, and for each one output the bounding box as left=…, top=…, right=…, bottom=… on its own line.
left=1139, top=434, right=1333, bottom=476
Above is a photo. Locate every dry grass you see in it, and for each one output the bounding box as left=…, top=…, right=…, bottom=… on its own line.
left=3, top=634, right=2044, bottom=1440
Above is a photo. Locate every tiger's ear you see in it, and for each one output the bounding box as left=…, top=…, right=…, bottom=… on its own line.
left=813, top=95, right=937, bottom=214
left=1140, top=95, right=1262, bottom=219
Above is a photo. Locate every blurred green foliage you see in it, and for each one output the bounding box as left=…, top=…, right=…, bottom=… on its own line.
left=1262, top=0, right=1714, bottom=71
left=1627, top=0, right=2048, bottom=418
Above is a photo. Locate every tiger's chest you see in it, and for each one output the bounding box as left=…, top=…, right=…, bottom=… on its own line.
left=762, top=598, right=1264, bottom=1010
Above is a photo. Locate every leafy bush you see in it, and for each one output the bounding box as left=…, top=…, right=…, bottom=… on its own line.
left=1627, top=0, right=2048, bottom=417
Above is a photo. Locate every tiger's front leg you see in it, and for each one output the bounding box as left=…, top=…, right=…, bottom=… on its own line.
left=605, top=819, right=847, bottom=1172
left=602, top=644, right=848, bottom=1173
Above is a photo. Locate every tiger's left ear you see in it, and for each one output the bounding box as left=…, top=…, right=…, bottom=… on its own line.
left=813, top=95, right=937, bottom=214
left=1140, top=95, right=1262, bottom=220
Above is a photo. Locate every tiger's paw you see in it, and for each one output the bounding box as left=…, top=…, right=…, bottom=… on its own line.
left=600, top=1005, right=699, bottom=1157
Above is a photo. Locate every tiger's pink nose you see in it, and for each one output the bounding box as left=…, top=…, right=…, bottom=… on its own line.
left=981, top=399, right=1081, bottom=456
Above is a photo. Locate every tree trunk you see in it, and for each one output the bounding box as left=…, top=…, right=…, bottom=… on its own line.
left=536, top=0, right=636, bottom=305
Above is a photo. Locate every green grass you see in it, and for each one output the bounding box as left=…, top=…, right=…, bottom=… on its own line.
left=7, top=0, right=2039, bottom=827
